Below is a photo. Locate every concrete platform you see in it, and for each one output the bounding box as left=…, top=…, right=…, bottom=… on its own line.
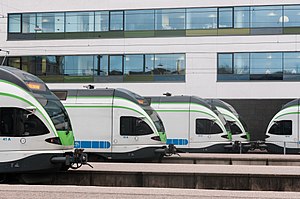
left=49, top=163, right=300, bottom=191
left=1, top=185, right=300, bottom=199
left=161, top=153, right=300, bottom=166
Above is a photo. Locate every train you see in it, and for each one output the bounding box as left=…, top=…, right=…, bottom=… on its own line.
left=206, top=99, right=250, bottom=142
left=265, top=99, right=300, bottom=153
left=0, top=66, right=87, bottom=178
left=148, top=95, right=233, bottom=152
left=52, top=87, right=174, bottom=161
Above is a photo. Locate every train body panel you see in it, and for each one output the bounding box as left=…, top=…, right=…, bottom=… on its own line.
left=55, top=88, right=168, bottom=161
left=150, top=96, right=230, bottom=153
left=266, top=100, right=300, bottom=153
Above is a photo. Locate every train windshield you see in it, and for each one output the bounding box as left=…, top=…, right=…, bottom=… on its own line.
left=143, top=106, right=165, bottom=133
left=24, top=78, right=71, bottom=132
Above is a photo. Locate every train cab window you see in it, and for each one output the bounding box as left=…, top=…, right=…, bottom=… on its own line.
left=120, top=116, right=154, bottom=136
left=0, top=108, right=49, bottom=137
left=268, top=120, right=292, bottom=135
left=196, top=119, right=223, bottom=135
left=229, top=122, right=242, bottom=135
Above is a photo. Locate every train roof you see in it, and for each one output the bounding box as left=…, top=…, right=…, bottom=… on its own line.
left=52, top=88, right=149, bottom=106
left=207, top=99, right=239, bottom=117
left=281, top=99, right=299, bottom=110
left=0, top=65, right=44, bottom=92
left=148, top=96, right=213, bottom=110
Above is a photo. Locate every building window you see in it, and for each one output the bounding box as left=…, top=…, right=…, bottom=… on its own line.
left=251, top=6, right=283, bottom=28
left=95, top=11, right=109, bottom=31
left=64, top=56, right=95, bottom=76
left=8, top=14, right=21, bottom=33
left=120, top=116, right=154, bottom=136
left=234, top=53, right=250, bottom=75
left=95, top=55, right=109, bottom=76
left=66, top=12, right=94, bottom=32
left=283, top=5, right=300, bottom=27
left=218, top=7, right=233, bottom=28
left=268, top=120, right=292, bottom=135
left=283, top=52, right=300, bottom=80
left=218, top=54, right=233, bottom=74
left=125, top=10, right=154, bottom=31
left=109, top=55, right=123, bottom=75
left=186, top=8, right=217, bottom=29
left=196, top=119, right=223, bottom=135
left=124, top=55, right=144, bottom=75
left=250, top=52, right=283, bottom=80
left=154, top=54, right=185, bottom=75
left=110, top=11, right=124, bottom=31
left=234, top=7, right=250, bottom=28
left=22, top=13, right=36, bottom=33
left=37, top=13, right=64, bottom=33
left=155, top=9, right=185, bottom=30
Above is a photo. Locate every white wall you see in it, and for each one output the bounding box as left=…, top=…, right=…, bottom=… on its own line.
left=1, top=0, right=300, bottom=99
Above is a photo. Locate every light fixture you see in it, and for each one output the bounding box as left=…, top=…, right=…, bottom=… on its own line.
left=279, top=16, right=289, bottom=23
left=267, top=12, right=277, bottom=17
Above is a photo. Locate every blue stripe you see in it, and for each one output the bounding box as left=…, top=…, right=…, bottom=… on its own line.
left=75, top=140, right=111, bottom=149
left=166, top=138, right=188, bottom=145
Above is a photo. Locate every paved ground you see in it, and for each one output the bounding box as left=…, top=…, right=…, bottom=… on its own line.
left=0, top=185, right=300, bottom=199
left=78, top=162, right=300, bottom=176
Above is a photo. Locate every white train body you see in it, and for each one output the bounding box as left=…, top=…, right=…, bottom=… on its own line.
left=0, top=66, right=77, bottom=173
left=149, top=96, right=231, bottom=152
left=265, top=99, right=300, bottom=153
left=53, top=88, right=168, bottom=160
left=207, top=99, right=249, bottom=142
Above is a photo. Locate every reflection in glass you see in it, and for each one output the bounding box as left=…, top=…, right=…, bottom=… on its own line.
left=9, top=14, right=21, bottom=33
left=37, top=13, right=64, bottom=33
left=21, top=56, right=36, bottom=73
left=250, top=53, right=282, bottom=80
left=95, top=55, right=108, bottom=76
left=234, top=7, right=250, bottom=28
left=125, top=10, right=154, bottom=30
left=283, top=52, right=300, bottom=74
left=109, top=55, right=123, bottom=75
left=218, top=8, right=233, bottom=28
left=145, top=55, right=155, bottom=74
left=7, top=57, right=21, bottom=69
left=251, top=6, right=283, bottom=28
left=95, top=11, right=109, bottom=31
left=186, top=8, right=217, bottom=29
left=218, top=54, right=233, bottom=74
left=110, top=11, right=124, bottom=31
left=64, top=56, right=94, bottom=76
left=154, top=54, right=185, bottom=75
left=234, top=53, right=249, bottom=74
left=124, top=55, right=144, bottom=75
left=22, top=14, right=36, bottom=33
left=283, top=6, right=300, bottom=27
left=66, top=12, right=94, bottom=32
left=155, top=9, right=185, bottom=30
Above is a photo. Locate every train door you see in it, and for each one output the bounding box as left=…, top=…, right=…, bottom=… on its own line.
left=189, top=104, right=226, bottom=151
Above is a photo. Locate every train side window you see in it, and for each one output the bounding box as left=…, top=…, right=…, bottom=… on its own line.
left=229, top=122, right=242, bottom=135
left=120, top=116, right=154, bottom=136
left=0, top=108, right=49, bottom=137
left=268, top=120, right=292, bottom=135
left=196, top=119, right=223, bottom=135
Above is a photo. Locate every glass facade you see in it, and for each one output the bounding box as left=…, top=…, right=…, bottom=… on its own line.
left=2, top=53, right=185, bottom=83
left=218, top=52, right=300, bottom=81
left=8, top=5, right=300, bottom=39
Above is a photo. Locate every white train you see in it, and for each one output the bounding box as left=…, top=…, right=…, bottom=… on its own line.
left=149, top=96, right=232, bottom=152
left=52, top=88, right=172, bottom=161
left=265, top=99, right=300, bottom=153
left=206, top=99, right=249, bottom=142
left=0, top=66, right=87, bottom=176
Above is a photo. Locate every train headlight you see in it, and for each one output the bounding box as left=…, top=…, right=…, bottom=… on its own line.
left=45, top=137, right=62, bottom=145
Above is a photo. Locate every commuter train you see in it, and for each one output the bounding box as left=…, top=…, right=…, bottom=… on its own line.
left=265, top=99, right=300, bottom=153
left=149, top=96, right=232, bottom=153
left=0, top=66, right=87, bottom=177
left=206, top=99, right=250, bottom=142
left=52, top=88, right=172, bottom=161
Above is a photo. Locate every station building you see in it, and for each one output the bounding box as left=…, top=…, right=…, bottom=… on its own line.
left=1, top=0, right=300, bottom=139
